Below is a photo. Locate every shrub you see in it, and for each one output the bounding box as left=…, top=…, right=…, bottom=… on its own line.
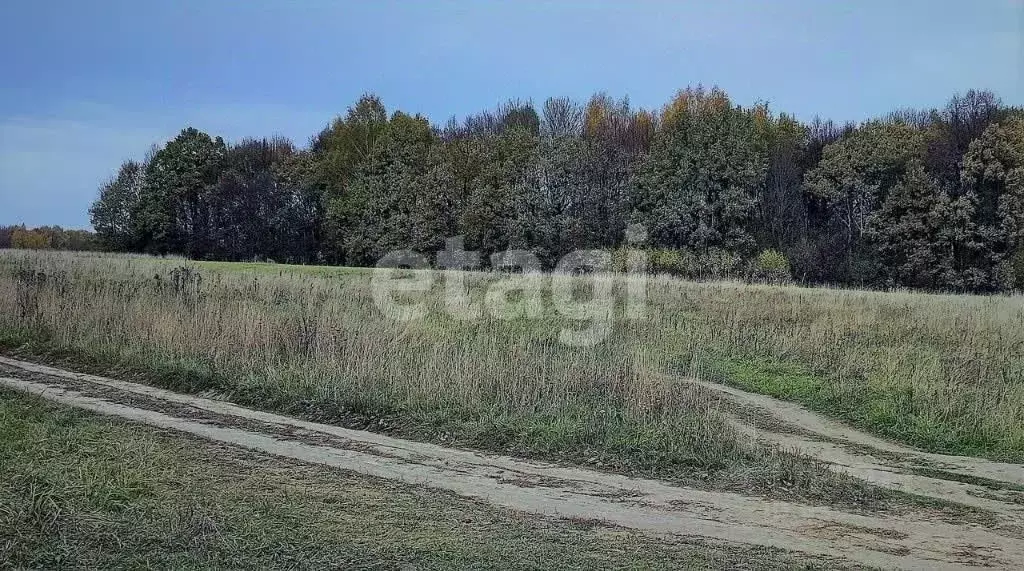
left=683, top=248, right=741, bottom=281
left=650, top=249, right=682, bottom=275
left=749, top=249, right=792, bottom=284
left=11, top=229, right=51, bottom=250
left=646, top=248, right=743, bottom=280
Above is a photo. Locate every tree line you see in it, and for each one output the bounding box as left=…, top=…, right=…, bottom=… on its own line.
left=0, top=225, right=97, bottom=251
left=87, top=87, right=1024, bottom=292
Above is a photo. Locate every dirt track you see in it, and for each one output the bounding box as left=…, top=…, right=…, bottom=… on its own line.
left=690, top=377, right=1024, bottom=487
left=1, top=356, right=1022, bottom=570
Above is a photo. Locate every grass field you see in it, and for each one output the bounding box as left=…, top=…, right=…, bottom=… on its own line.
left=0, top=248, right=1021, bottom=483
left=2, top=388, right=836, bottom=570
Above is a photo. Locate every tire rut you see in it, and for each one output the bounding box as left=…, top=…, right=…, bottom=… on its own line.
left=688, top=376, right=1024, bottom=488
left=727, top=419, right=1024, bottom=521
left=1, top=357, right=1022, bottom=570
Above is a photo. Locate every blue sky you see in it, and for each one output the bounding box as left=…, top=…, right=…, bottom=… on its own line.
left=1, top=0, right=1021, bottom=229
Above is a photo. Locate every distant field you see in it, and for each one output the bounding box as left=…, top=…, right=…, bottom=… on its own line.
left=0, top=248, right=1021, bottom=480
left=38, top=250, right=372, bottom=277
left=193, top=259, right=373, bottom=276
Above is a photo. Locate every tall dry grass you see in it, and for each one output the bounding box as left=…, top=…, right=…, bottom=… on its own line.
left=0, top=249, right=1021, bottom=467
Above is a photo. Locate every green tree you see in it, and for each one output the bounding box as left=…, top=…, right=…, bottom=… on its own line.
left=960, top=117, right=1024, bottom=289
left=273, top=149, right=325, bottom=263
left=0, top=225, right=20, bottom=249
left=331, top=111, right=436, bottom=265
left=314, top=95, right=390, bottom=260
left=90, top=160, right=145, bottom=251
left=924, top=90, right=1005, bottom=185
left=39, top=226, right=97, bottom=251
left=631, top=86, right=766, bottom=254
left=206, top=137, right=318, bottom=263
left=803, top=120, right=926, bottom=283
left=70, top=87, right=1024, bottom=291
left=499, top=99, right=541, bottom=136
left=11, top=228, right=51, bottom=250
left=534, top=132, right=590, bottom=260
left=579, top=93, right=652, bottom=252
left=136, top=127, right=226, bottom=256
left=459, top=125, right=540, bottom=262
left=867, top=163, right=958, bottom=289
left=753, top=112, right=808, bottom=251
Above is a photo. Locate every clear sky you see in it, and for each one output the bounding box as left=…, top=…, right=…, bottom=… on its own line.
left=1, top=0, right=1021, bottom=229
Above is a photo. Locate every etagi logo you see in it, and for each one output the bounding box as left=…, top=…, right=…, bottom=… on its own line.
left=371, top=224, right=649, bottom=347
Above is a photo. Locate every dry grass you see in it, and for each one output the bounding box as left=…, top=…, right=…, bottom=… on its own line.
left=0, top=248, right=1020, bottom=472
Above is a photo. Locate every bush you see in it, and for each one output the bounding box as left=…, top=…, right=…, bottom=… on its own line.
left=649, top=249, right=682, bottom=275
left=11, top=229, right=51, bottom=250
left=681, top=248, right=741, bottom=281
left=645, top=248, right=743, bottom=280
left=749, top=249, right=792, bottom=284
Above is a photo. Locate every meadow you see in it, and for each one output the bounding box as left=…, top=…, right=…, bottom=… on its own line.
left=0, top=248, right=1021, bottom=498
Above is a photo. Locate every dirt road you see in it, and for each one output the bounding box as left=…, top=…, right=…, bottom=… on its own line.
left=1, top=356, right=1022, bottom=570
left=690, top=377, right=1024, bottom=487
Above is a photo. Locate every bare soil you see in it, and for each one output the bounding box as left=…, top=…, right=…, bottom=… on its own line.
left=1, top=356, right=1022, bottom=570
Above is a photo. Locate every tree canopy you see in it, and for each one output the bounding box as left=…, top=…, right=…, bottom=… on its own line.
left=84, top=88, right=1024, bottom=292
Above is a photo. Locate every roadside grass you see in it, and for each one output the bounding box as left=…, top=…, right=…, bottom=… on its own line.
left=0, top=334, right=887, bottom=511
left=0, top=248, right=1020, bottom=497
left=675, top=279, right=1024, bottom=462
left=1, top=389, right=845, bottom=570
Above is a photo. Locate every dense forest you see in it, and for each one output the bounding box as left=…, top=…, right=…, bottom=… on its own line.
left=82, top=87, right=1024, bottom=292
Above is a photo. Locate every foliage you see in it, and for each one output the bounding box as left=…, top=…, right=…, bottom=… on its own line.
left=957, top=117, right=1024, bottom=290
left=865, top=163, right=958, bottom=289
left=749, top=249, right=792, bottom=284
left=647, top=248, right=743, bottom=280
left=207, top=137, right=319, bottom=263
left=803, top=120, right=926, bottom=284
left=1009, top=247, right=1024, bottom=291
left=11, top=228, right=50, bottom=250
left=90, top=160, right=145, bottom=251
left=631, top=86, right=766, bottom=255
left=0, top=225, right=97, bottom=252
left=80, top=88, right=1024, bottom=292
left=135, top=127, right=227, bottom=257
left=330, top=111, right=437, bottom=265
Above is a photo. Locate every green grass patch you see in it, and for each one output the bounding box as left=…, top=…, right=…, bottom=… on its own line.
left=711, top=357, right=825, bottom=402
left=707, top=354, right=1024, bottom=462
